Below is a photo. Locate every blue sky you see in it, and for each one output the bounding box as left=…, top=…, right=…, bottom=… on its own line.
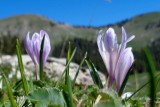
left=1, top=0, right=160, bottom=26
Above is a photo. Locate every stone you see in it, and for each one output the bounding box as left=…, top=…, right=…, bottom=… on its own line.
left=0, top=55, right=106, bottom=85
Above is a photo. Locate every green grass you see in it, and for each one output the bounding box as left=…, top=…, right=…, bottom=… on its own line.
left=125, top=72, right=160, bottom=97
left=0, top=61, right=160, bottom=107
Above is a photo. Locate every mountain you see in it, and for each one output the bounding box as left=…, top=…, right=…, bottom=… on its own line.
left=0, top=14, right=97, bottom=49
left=0, top=12, right=160, bottom=51
left=105, top=12, right=160, bottom=50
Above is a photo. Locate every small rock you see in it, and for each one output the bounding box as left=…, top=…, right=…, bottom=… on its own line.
left=0, top=55, right=106, bottom=85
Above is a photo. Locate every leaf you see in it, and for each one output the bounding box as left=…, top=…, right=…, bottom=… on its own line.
left=13, top=79, right=23, bottom=90
left=0, top=101, right=11, bottom=107
left=94, top=89, right=122, bottom=107
left=33, top=80, right=46, bottom=88
left=39, top=35, right=45, bottom=81
left=85, top=59, right=103, bottom=89
left=47, top=88, right=66, bottom=107
left=27, top=88, right=66, bottom=107
left=94, top=101, right=115, bottom=107
left=127, top=99, right=143, bottom=107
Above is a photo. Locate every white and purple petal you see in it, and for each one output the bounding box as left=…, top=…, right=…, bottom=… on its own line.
left=118, top=27, right=128, bottom=54
left=40, top=30, right=50, bottom=44
left=108, top=50, right=118, bottom=87
left=43, top=37, right=51, bottom=66
left=118, top=27, right=135, bottom=56
left=121, top=27, right=127, bottom=45
left=24, top=32, right=36, bottom=64
left=32, top=33, right=41, bottom=64
left=115, top=48, right=134, bottom=92
left=97, top=27, right=134, bottom=91
left=126, top=35, right=135, bottom=43
left=97, top=31, right=110, bottom=74
left=24, top=29, right=51, bottom=81
left=104, top=28, right=118, bottom=52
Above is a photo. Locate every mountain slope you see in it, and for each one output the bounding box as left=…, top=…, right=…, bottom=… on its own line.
left=109, top=12, right=160, bottom=49
left=0, top=12, right=160, bottom=51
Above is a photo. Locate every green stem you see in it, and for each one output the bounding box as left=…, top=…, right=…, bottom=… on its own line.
left=35, top=64, right=39, bottom=80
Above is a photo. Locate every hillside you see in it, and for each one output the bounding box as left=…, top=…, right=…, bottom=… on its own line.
left=0, top=12, right=160, bottom=51
left=106, top=12, right=160, bottom=50
left=0, top=14, right=96, bottom=48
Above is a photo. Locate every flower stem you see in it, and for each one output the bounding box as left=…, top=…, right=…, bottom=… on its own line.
left=35, top=64, right=39, bottom=80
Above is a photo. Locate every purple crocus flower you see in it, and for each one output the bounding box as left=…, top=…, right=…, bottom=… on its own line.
left=24, top=30, right=51, bottom=67
left=97, top=27, right=134, bottom=92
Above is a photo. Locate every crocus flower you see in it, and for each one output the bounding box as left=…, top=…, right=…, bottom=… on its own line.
left=24, top=30, right=51, bottom=67
left=97, top=27, right=134, bottom=92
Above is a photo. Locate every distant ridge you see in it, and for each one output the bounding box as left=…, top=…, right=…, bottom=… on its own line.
left=0, top=12, right=160, bottom=50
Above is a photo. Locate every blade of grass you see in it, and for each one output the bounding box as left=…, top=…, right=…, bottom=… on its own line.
left=13, top=79, right=22, bottom=90
left=126, top=72, right=160, bottom=101
left=155, top=77, right=160, bottom=95
left=143, top=48, right=156, bottom=107
left=65, top=41, right=71, bottom=84
left=85, top=59, right=103, bottom=89
left=64, top=47, right=77, bottom=75
left=39, top=35, right=45, bottom=81
left=64, top=41, right=74, bottom=107
left=28, top=76, right=34, bottom=92
left=72, top=52, right=87, bottom=89
left=126, top=80, right=150, bottom=101
left=2, top=73, right=17, bottom=107
left=16, top=39, right=29, bottom=95
left=55, top=47, right=77, bottom=87
left=0, top=75, right=2, bottom=89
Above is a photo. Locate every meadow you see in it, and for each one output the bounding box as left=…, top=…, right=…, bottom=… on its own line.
left=0, top=12, right=160, bottom=107
left=0, top=27, right=160, bottom=107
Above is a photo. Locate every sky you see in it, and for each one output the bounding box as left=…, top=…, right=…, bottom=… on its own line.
left=0, top=0, right=160, bottom=26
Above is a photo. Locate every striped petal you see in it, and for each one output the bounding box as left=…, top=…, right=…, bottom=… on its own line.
left=41, top=31, right=51, bottom=66
left=108, top=50, right=118, bottom=87
left=119, top=27, right=135, bottom=53
left=121, top=27, right=127, bottom=45
left=40, top=30, right=50, bottom=45
left=97, top=27, right=134, bottom=91
left=104, top=28, right=118, bottom=52
left=115, top=48, right=134, bottom=92
left=97, top=31, right=110, bottom=73
left=24, top=32, right=36, bottom=64
left=32, top=32, right=41, bottom=64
